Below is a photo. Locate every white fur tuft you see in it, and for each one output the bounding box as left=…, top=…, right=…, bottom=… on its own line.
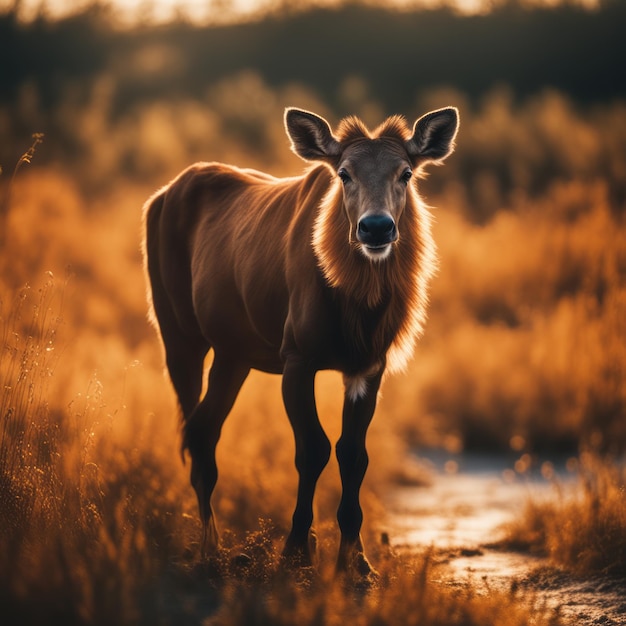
left=344, top=375, right=368, bottom=402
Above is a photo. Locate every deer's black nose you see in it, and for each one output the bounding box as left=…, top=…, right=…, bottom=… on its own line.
left=357, top=214, right=397, bottom=247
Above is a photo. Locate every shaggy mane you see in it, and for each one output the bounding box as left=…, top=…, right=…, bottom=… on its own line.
left=312, top=181, right=437, bottom=374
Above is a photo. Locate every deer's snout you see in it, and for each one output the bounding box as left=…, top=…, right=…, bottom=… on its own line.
left=357, top=214, right=397, bottom=248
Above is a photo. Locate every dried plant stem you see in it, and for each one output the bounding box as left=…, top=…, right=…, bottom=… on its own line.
left=0, top=133, right=45, bottom=250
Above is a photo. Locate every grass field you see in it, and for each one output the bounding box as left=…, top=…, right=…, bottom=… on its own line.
left=0, top=276, right=571, bottom=625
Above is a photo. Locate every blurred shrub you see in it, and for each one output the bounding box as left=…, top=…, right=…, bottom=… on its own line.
left=388, top=178, right=626, bottom=452
left=422, top=88, right=626, bottom=222
left=503, top=452, right=626, bottom=577
left=2, top=79, right=625, bottom=455
left=4, top=72, right=626, bottom=218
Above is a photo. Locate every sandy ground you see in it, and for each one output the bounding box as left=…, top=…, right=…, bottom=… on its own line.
left=384, top=452, right=626, bottom=625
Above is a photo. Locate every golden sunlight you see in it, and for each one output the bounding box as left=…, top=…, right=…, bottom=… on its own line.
left=0, top=0, right=601, bottom=24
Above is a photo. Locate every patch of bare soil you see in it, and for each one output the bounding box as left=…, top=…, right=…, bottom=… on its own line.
left=383, top=452, right=626, bottom=625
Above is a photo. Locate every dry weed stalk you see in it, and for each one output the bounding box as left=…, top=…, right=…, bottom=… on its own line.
left=0, top=133, right=44, bottom=250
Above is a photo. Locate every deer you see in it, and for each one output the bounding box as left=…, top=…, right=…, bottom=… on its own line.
left=143, top=106, right=459, bottom=581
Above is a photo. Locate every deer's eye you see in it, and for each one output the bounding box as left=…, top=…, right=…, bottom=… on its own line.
left=338, top=168, right=352, bottom=184
left=400, top=169, right=413, bottom=185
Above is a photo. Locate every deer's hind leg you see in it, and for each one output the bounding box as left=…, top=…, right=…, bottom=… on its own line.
left=183, top=353, right=250, bottom=557
left=162, top=334, right=210, bottom=420
left=146, top=256, right=209, bottom=418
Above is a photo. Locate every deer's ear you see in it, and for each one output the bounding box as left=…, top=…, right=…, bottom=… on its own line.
left=285, top=108, right=341, bottom=162
left=406, top=107, right=459, bottom=165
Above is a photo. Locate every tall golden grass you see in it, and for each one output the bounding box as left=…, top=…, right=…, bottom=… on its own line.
left=0, top=276, right=187, bottom=623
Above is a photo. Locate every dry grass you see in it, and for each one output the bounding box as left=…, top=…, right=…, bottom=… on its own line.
left=0, top=278, right=566, bottom=626
left=0, top=277, right=186, bottom=623
left=203, top=553, right=564, bottom=626
left=501, top=453, right=626, bottom=578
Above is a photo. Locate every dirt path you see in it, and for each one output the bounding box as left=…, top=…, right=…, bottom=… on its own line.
left=384, top=453, right=626, bottom=625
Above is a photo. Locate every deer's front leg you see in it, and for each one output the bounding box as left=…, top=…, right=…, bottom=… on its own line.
left=336, top=369, right=383, bottom=582
left=281, top=357, right=331, bottom=567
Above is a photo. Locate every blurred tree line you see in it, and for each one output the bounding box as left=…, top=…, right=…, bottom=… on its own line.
left=1, top=0, right=624, bottom=118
